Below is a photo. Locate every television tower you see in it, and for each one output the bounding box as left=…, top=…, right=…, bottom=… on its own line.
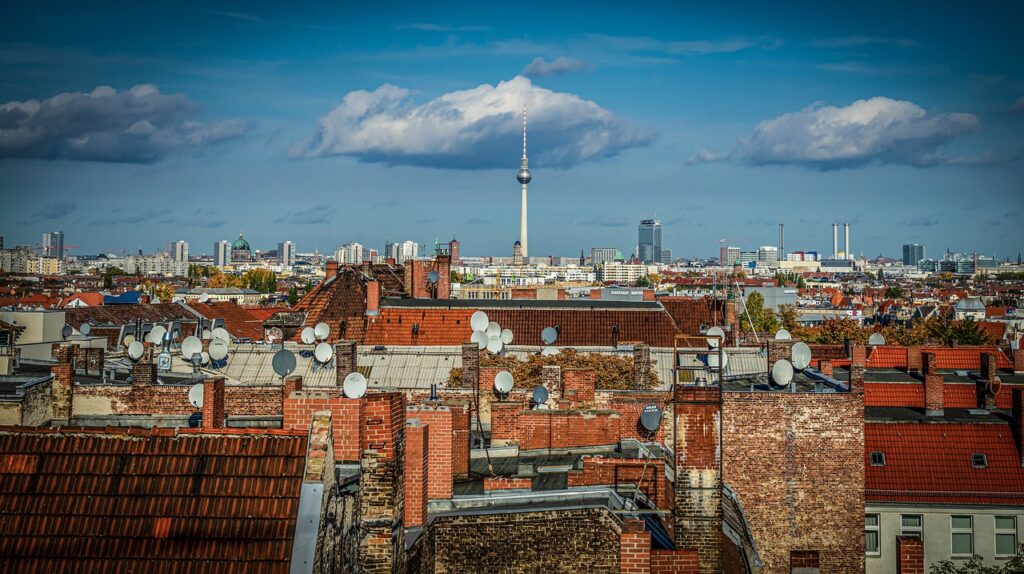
left=516, top=105, right=532, bottom=257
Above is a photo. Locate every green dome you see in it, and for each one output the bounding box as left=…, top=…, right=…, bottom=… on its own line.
left=232, top=233, right=250, bottom=251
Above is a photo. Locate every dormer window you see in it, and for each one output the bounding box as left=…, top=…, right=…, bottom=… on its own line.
left=971, top=453, right=987, bottom=468
left=870, top=452, right=886, bottom=466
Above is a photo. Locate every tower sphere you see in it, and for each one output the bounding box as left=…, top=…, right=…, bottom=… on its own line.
left=517, top=168, right=532, bottom=184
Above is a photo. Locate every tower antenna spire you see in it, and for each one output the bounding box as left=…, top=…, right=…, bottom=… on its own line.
left=516, top=104, right=533, bottom=258
left=522, top=105, right=528, bottom=159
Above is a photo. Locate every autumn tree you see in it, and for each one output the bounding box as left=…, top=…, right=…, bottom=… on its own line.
left=740, top=291, right=779, bottom=334
left=801, top=318, right=869, bottom=345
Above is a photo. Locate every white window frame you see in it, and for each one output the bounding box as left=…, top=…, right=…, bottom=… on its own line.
left=865, top=514, right=881, bottom=556
left=901, top=514, right=923, bottom=539
left=995, top=516, right=1018, bottom=558
left=950, top=515, right=973, bottom=557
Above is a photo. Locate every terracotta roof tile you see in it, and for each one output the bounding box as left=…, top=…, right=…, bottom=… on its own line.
left=189, top=301, right=266, bottom=341
left=867, top=346, right=1012, bottom=370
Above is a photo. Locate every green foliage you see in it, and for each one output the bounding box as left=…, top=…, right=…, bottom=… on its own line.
left=885, top=285, right=906, bottom=299
left=926, top=316, right=993, bottom=346
left=102, top=266, right=124, bottom=289
left=450, top=270, right=465, bottom=283
left=930, top=546, right=1024, bottom=573
left=799, top=318, right=869, bottom=345
left=242, top=269, right=277, bottom=293
left=634, top=275, right=651, bottom=287
left=740, top=291, right=779, bottom=334
left=287, top=285, right=299, bottom=306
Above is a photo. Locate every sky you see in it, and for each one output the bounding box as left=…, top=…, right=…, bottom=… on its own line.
left=1, top=1, right=1023, bottom=260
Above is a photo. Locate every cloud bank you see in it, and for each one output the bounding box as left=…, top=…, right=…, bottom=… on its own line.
left=522, top=57, right=591, bottom=77
left=294, top=76, right=652, bottom=169
left=0, top=84, right=250, bottom=163
left=690, top=97, right=979, bottom=169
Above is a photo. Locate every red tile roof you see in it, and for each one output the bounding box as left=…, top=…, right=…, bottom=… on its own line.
left=57, top=292, right=105, bottom=308
left=293, top=264, right=406, bottom=343
left=866, top=422, right=1024, bottom=506
left=64, top=303, right=199, bottom=329
left=189, top=301, right=266, bottom=341
left=657, top=296, right=723, bottom=336
left=866, top=346, right=1013, bottom=370
left=865, top=382, right=1015, bottom=409
left=0, top=426, right=307, bottom=572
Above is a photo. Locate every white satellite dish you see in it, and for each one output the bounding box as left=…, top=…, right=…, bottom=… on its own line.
left=868, top=332, right=886, bottom=346
left=343, top=372, right=367, bottom=399
left=771, top=359, right=795, bottom=387
left=148, top=325, right=167, bottom=344
left=471, top=330, right=488, bottom=350
left=201, top=351, right=210, bottom=365
left=314, top=322, right=330, bottom=341
left=500, top=329, right=514, bottom=344
left=127, top=341, right=144, bottom=361
left=123, top=334, right=136, bottom=348
left=486, top=337, right=503, bottom=354
left=494, top=370, right=514, bottom=394
left=541, top=326, right=558, bottom=345
left=708, top=351, right=729, bottom=370
left=300, top=327, right=316, bottom=345
left=541, top=346, right=558, bottom=356
left=314, top=342, right=333, bottom=363
left=211, top=327, right=231, bottom=343
left=202, top=329, right=212, bottom=340
left=199, top=292, right=210, bottom=303
left=774, top=329, right=792, bottom=341
left=181, top=336, right=202, bottom=359
left=470, top=311, right=489, bottom=332
left=80, top=322, right=92, bottom=336
left=486, top=322, right=501, bottom=337
left=706, top=326, right=725, bottom=348
left=209, top=339, right=229, bottom=361
left=791, top=342, right=812, bottom=370
left=188, top=384, right=204, bottom=408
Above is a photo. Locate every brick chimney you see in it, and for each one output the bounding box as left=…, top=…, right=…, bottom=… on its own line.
left=461, top=343, right=479, bottom=390
left=334, top=341, right=357, bottom=385
left=818, top=359, right=833, bottom=378
left=434, top=253, right=451, bottom=300
left=1012, top=388, right=1023, bottom=467
left=131, top=359, right=157, bottom=386
left=50, top=345, right=75, bottom=425
left=673, top=384, right=722, bottom=572
left=923, top=351, right=944, bottom=417
left=633, top=344, right=651, bottom=388
left=1015, top=348, right=1024, bottom=374
left=325, top=260, right=339, bottom=280
left=907, top=346, right=923, bottom=373
left=403, top=419, right=429, bottom=528
left=283, top=375, right=302, bottom=402
left=981, top=351, right=998, bottom=382
left=202, top=376, right=226, bottom=428
left=357, top=392, right=406, bottom=571
left=896, top=536, right=924, bottom=574
left=849, top=345, right=866, bottom=394
left=620, top=519, right=652, bottom=574
left=366, top=280, right=381, bottom=315
left=541, top=365, right=562, bottom=404
left=768, top=338, right=796, bottom=368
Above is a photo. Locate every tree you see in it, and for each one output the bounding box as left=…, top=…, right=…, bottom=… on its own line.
left=778, top=304, right=800, bottom=335
left=885, top=285, right=905, bottom=299
left=634, top=275, right=651, bottom=287
left=102, top=266, right=124, bottom=289
left=930, top=545, right=1024, bottom=573
left=288, top=285, right=299, bottom=306
left=740, top=291, right=779, bottom=334
left=151, top=283, right=176, bottom=302
left=242, top=269, right=277, bottom=293
left=801, top=318, right=869, bottom=345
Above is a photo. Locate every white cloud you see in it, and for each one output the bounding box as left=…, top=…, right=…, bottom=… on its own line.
left=691, top=97, right=979, bottom=169
left=294, top=76, right=653, bottom=168
left=0, top=84, right=250, bottom=163
left=522, top=57, right=591, bottom=77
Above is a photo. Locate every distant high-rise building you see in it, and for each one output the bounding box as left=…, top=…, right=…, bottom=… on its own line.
left=902, top=244, right=925, bottom=266
left=214, top=240, right=231, bottom=268
left=512, top=241, right=524, bottom=266
left=336, top=242, right=364, bottom=265
left=638, top=219, right=662, bottom=263
left=170, top=240, right=189, bottom=263
left=278, top=240, right=295, bottom=267
left=591, top=248, right=618, bottom=266
left=720, top=245, right=741, bottom=266
left=42, top=231, right=64, bottom=259
left=388, top=241, right=418, bottom=263
left=449, top=238, right=461, bottom=266
left=660, top=249, right=673, bottom=265
left=758, top=246, right=779, bottom=268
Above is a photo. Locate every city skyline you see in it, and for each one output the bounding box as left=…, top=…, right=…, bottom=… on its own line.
left=2, top=1, right=1023, bottom=258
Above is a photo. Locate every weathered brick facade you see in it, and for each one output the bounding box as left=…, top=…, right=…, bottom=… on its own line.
left=490, top=403, right=622, bottom=450
left=673, top=385, right=722, bottom=572
left=358, top=392, right=406, bottom=574
left=896, top=536, right=923, bottom=574
left=403, top=420, right=429, bottom=528
left=620, top=519, right=652, bottom=574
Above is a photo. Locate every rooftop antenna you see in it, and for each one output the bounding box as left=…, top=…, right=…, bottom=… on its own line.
left=470, top=311, right=489, bottom=332
left=272, top=348, right=297, bottom=380
left=771, top=359, right=794, bottom=387
left=706, top=326, right=725, bottom=349
left=61, top=324, right=72, bottom=340
left=639, top=404, right=663, bottom=434
left=313, top=342, right=333, bottom=365
left=208, top=338, right=229, bottom=367
left=494, top=370, right=514, bottom=399
left=314, top=322, right=330, bottom=341
left=343, top=372, right=367, bottom=399
left=127, top=341, right=144, bottom=362
left=541, top=326, right=558, bottom=345
left=791, top=341, right=812, bottom=371
left=774, top=329, right=792, bottom=341
left=531, top=385, right=549, bottom=409
left=80, top=323, right=92, bottom=336
left=188, top=384, right=204, bottom=409
left=300, top=327, right=316, bottom=345
left=867, top=333, right=886, bottom=346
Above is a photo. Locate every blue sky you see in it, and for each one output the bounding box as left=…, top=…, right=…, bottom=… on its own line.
left=1, top=1, right=1022, bottom=259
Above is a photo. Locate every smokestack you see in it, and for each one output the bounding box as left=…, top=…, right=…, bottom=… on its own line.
left=832, top=223, right=838, bottom=259
left=779, top=223, right=785, bottom=259
left=844, top=223, right=851, bottom=260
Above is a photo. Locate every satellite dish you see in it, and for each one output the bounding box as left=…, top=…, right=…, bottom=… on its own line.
left=123, top=334, right=136, bottom=348
left=343, top=372, right=367, bottom=399
left=471, top=330, right=488, bottom=350
left=500, top=329, right=514, bottom=344
left=771, top=359, right=795, bottom=387
left=188, top=384, right=204, bottom=409
left=62, top=324, right=72, bottom=339
left=708, top=351, right=729, bottom=370
left=486, top=337, right=503, bottom=354
left=494, top=370, right=514, bottom=394
left=211, top=327, right=231, bottom=343
left=202, top=329, right=212, bottom=340
left=272, top=349, right=297, bottom=378
left=148, top=325, right=167, bottom=344
left=267, top=326, right=284, bottom=344
left=541, top=327, right=558, bottom=345
left=209, top=339, right=228, bottom=361
left=774, top=329, right=792, bottom=341
left=791, top=342, right=812, bottom=370
left=640, top=404, right=663, bottom=432
left=127, top=341, right=144, bottom=361
left=706, top=326, right=725, bottom=348
left=486, top=322, right=501, bottom=337
left=199, top=292, right=210, bottom=303
left=314, top=322, right=330, bottom=341
left=541, top=346, right=558, bottom=356
left=532, top=386, right=549, bottom=406
left=300, top=327, right=316, bottom=345
left=470, top=311, right=489, bottom=332
left=201, top=351, right=210, bottom=365
left=427, top=270, right=440, bottom=284
left=314, top=342, right=333, bottom=363
left=80, top=323, right=92, bottom=336
left=181, top=336, right=202, bottom=358
left=868, top=333, right=886, bottom=346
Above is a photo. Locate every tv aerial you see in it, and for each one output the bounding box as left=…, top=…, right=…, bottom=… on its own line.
left=774, top=329, right=792, bottom=341
left=640, top=403, right=663, bottom=433
left=202, top=328, right=212, bottom=340
left=486, top=335, right=503, bottom=354
left=123, top=334, right=136, bottom=349
left=272, top=348, right=297, bottom=379
left=791, top=342, right=812, bottom=371
left=208, top=339, right=229, bottom=366
left=771, top=359, right=794, bottom=387
left=706, top=326, right=725, bottom=349
left=314, top=322, right=330, bottom=341
left=470, top=311, right=489, bottom=332
left=541, top=346, right=558, bottom=356
left=343, top=372, right=367, bottom=399
left=300, top=327, right=316, bottom=345
left=486, top=322, right=501, bottom=337
left=494, top=370, right=514, bottom=398
left=541, top=326, right=558, bottom=345
left=868, top=332, right=886, bottom=346
left=427, top=270, right=440, bottom=284
left=188, top=384, right=204, bottom=409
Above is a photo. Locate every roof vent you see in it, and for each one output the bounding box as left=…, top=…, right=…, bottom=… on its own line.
left=971, top=453, right=987, bottom=469
left=869, top=451, right=886, bottom=466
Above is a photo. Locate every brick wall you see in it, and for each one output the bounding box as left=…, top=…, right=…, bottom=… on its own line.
left=567, top=456, right=670, bottom=511
left=634, top=344, right=652, bottom=387
left=482, top=476, right=532, bottom=491
left=406, top=404, right=459, bottom=499
left=896, top=537, right=923, bottom=574
left=563, top=368, right=596, bottom=406
left=20, top=378, right=53, bottom=426
left=403, top=420, right=429, bottom=528
left=358, top=392, right=406, bottom=574
left=283, top=389, right=362, bottom=462
left=791, top=550, right=820, bottom=569
left=650, top=549, right=700, bottom=574
left=608, top=395, right=671, bottom=443
left=722, top=391, right=864, bottom=573
left=335, top=341, right=357, bottom=384
left=673, top=385, right=722, bottom=572
left=491, top=404, right=622, bottom=450
left=620, top=519, right=652, bottom=574
left=50, top=360, right=73, bottom=424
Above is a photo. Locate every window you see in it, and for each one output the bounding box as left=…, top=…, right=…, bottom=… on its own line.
left=870, top=452, right=886, bottom=466
left=865, top=514, right=881, bottom=555
left=951, top=516, right=973, bottom=556
left=901, top=515, right=923, bottom=539
left=996, top=516, right=1018, bottom=557
left=972, top=453, right=988, bottom=468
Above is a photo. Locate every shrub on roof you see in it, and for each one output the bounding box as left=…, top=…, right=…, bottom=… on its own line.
left=444, top=348, right=659, bottom=390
